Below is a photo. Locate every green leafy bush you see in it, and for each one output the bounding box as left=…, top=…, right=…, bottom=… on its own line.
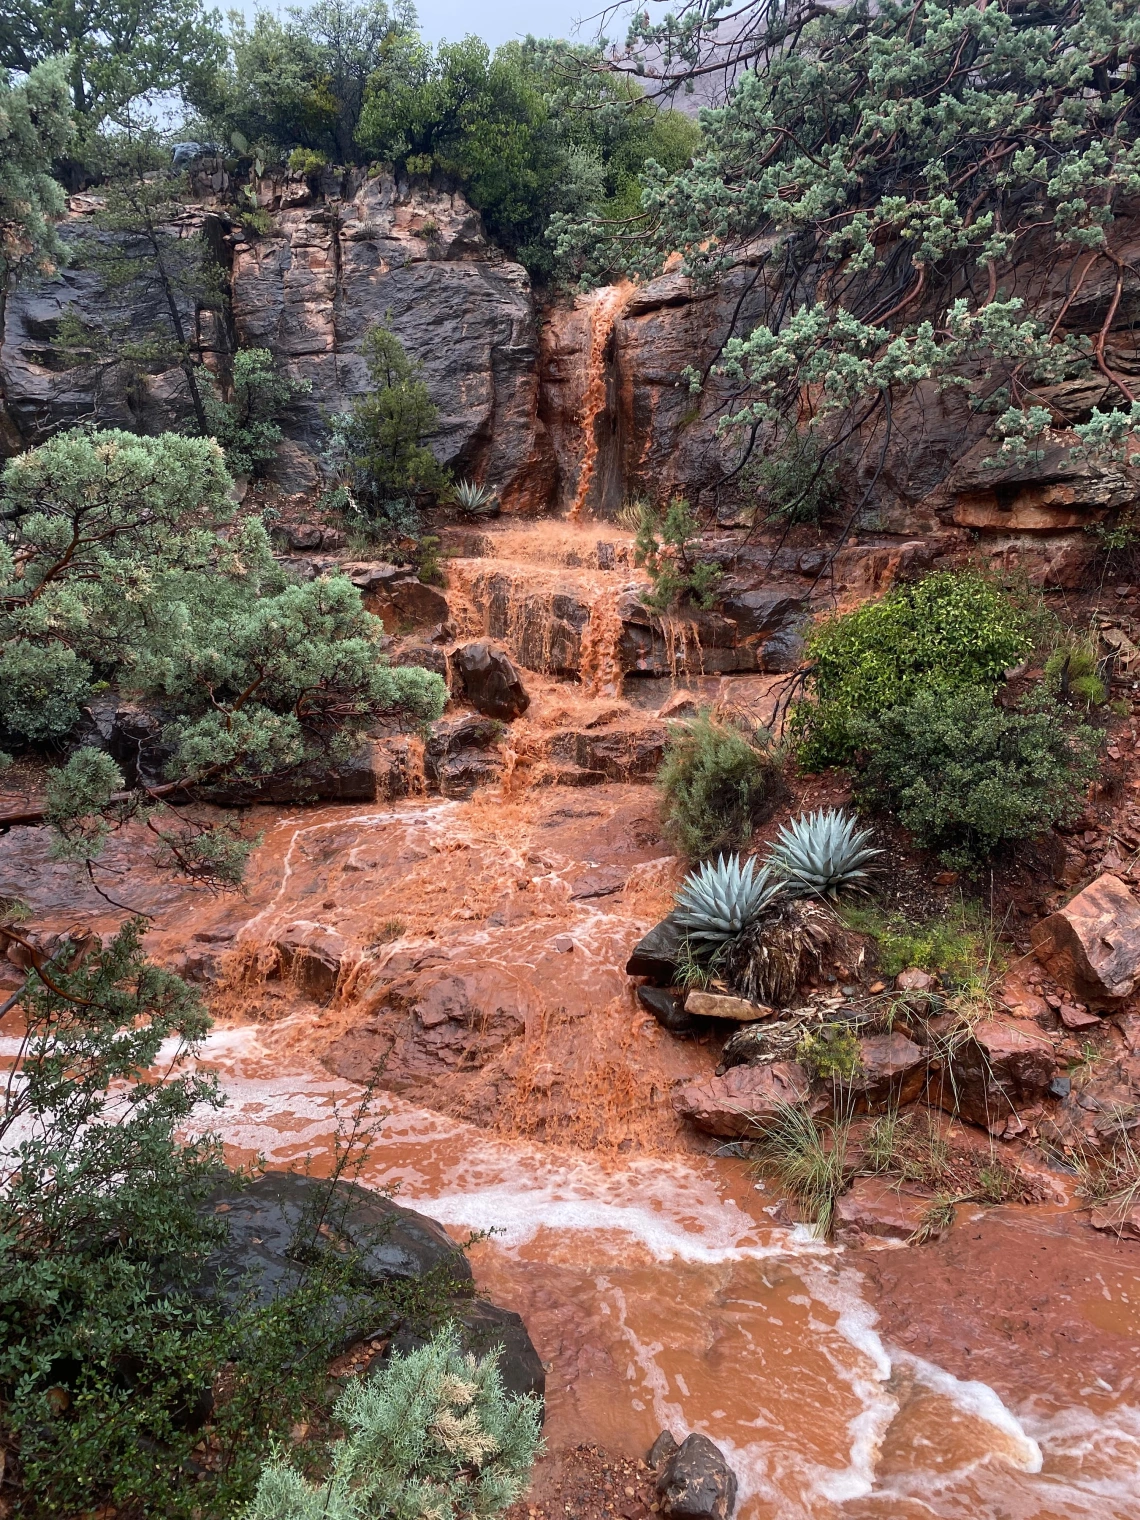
left=658, top=713, right=780, bottom=860
left=205, top=348, right=312, bottom=479
left=634, top=498, right=721, bottom=612
left=794, top=572, right=1031, bottom=767
left=246, top=1327, right=543, bottom=1520
left=288, top=146, right=328, bottom=174
left=855, top=685, right=1100, bottom=867
left=752, top=431, right=837, bottom=525
left=325, top=321, right=449, bottom=550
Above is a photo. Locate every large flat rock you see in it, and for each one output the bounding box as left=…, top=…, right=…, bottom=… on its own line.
left=1030, top=873, right=1140, bottom=1005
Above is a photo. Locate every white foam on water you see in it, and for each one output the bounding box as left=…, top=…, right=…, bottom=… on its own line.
left=896, top=1351, right=1043, bottom=1473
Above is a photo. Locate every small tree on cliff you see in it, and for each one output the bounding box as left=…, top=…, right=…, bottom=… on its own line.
left=0, top=58, right=72, bottom=290
left=0, top=428, right=446, bottom=884
left=326, top=319, right=449, bottom=551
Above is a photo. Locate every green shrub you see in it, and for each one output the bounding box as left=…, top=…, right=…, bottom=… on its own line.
left=245, top=1328, right=543, bottom=1520
left=205, top=348, right=312, bottom=479
left=658, top=713, right=779, bottom=860
left=793, top=571, right=1031, bottom=768
left=1044, top=638, right=1107, bottom=707
left=634, top=498, right=722, bottom=612
left=753, top=430, right=837, bottom=525
left=796, top=1023, right=862, bottom=1081
left=855, top=685, right=1100, bottom=867
left=288, top=146, right=328, bottom=174
left=325, top=321, right=449, bottom=551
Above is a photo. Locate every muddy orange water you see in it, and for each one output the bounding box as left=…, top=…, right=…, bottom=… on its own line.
left=3, top=784, right=1138, bottom=1520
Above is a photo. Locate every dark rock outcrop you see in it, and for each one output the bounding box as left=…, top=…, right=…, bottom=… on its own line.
left=424, top=713, right=503, bottom=798
left=626, top=914, right=685, bottom=984
left=388, top=1298, right=546, bottom=1406
left=655, top=1433, right=738, bottom=1520
left=928, top=1019, right=1057, bottom=1134
left=453, top=641, right=530, bottom=720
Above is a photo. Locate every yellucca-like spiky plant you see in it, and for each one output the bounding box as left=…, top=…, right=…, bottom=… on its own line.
left=674, top=853, right=787, bottom=945
left=769, top=809, right=880, bottom=898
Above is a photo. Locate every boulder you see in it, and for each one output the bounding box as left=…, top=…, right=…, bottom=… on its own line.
left=201, top=1171, right=470, bottom=1314
left=346, top=562, right=451, bottom=630
left=626, top=914, right=685, bottom=984
left=1030, top=874, right=1140, bottom=1005
left=276, top=921, right=346, bottom=1000
left=928, top=1019, right=1057, bottom=1133
left=424, top=713, right=503, bottom=798
left=684, top=990, right=774, bottom=1022
left=841, top=1032, right=928, bottom=1111
left=672, top=1061, right=815, bottom=1139
left=655, top=1433, right=738, bottom=1520
left=387, top=1298, right=545, bottom=1406
left=649, top=1430, right=681, bottom=1470
left=453, top=641, right=530, bottom=720
left=833, top=1177, right=941, bottom=1245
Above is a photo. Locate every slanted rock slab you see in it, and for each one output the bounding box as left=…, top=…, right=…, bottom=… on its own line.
left=1030, top=873, right=1140, bottom=1005
left=684, top=990, right=774, bottom=1021
left=626, top=914, right=685, bottom=984
left=834, top=1176, right=939, bottom=1245
left=672, top=1061, right=815, bottom=1139
left=928, top=1019, right=1057, bottom=1133
left=656, top=1432, right=738, bottom=1520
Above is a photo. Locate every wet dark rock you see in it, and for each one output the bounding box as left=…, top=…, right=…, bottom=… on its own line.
left=655, top=1433, right=738, bottom=1520
left=392, top=642, right=449, bottom=677
left=425, top=713, right=503, bottom=798
left=453, top=640, right=530, bottom=720
left=636, top=985, right=694, bottom=1034
left=275, top=921, right=346, bottom=1000
left=347, top=561, right=451, bottom=630
left=387, top=1298, right=545, bottom=1406
left=200, top=1170, right=470, bottom=1323
left=648, top=1430, right=681, bottom=1469
left=626, top=913, right=685, bottom=984
left=198, top=743, right=382, bottom=806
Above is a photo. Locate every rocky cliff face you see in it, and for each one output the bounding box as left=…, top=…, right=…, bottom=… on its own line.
left=0, top=172, right=553, bottom=510
left=4, top=176, right=1139, bottom=585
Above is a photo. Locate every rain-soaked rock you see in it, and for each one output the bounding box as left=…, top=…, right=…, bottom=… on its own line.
left=626, top=913, right=685, bottom=984
left=346, top=561, right=451, bottom=629
left=1030, top=873, right=1140, bottom=1005
left=841, top=1032, right=928, bottom=1112
left=834, top=1177, right=941, bottom=1246
left=388, top=1298, right=545, bottom=1406
left=648, top=1430, right=681, bottom=1470
left=453, top=640, right=530, bottom=720
left=672, top=1061, right=815, bottom=1139
left=928, top=1019, right=1058, bottom=1133
left=424, top=713, right=503, bottom=798
left=276, top=921, right=346, bottom=1000
left=655, top=1432, right=738, bottom=1520
left=637, top=985, right=694, bottom=1034
left=200, top=1171, right=470, bottom=1314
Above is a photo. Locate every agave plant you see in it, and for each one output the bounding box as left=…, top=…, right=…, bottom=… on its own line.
left=768, top=809, right=880, bottom=898
left=674, top=853, right=786, bottom=945
left=454, top=479, right=498, bottom=516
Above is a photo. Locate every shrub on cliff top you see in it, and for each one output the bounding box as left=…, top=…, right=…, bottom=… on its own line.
left=792, top=572, right=1030, bottom=768
left=658, top=712, right=780, bottom=860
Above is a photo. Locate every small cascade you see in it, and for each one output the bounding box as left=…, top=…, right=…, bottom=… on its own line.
left=568, top=284, right=631, bottom=522
left=578, top=586, right=625, bottom=697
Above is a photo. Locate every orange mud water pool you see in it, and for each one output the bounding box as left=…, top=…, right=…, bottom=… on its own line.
left=2, top=789, right=1139, bottom=1518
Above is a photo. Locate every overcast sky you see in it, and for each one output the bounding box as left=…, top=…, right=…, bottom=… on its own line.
left=234, top=0, right=617, bottom=46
